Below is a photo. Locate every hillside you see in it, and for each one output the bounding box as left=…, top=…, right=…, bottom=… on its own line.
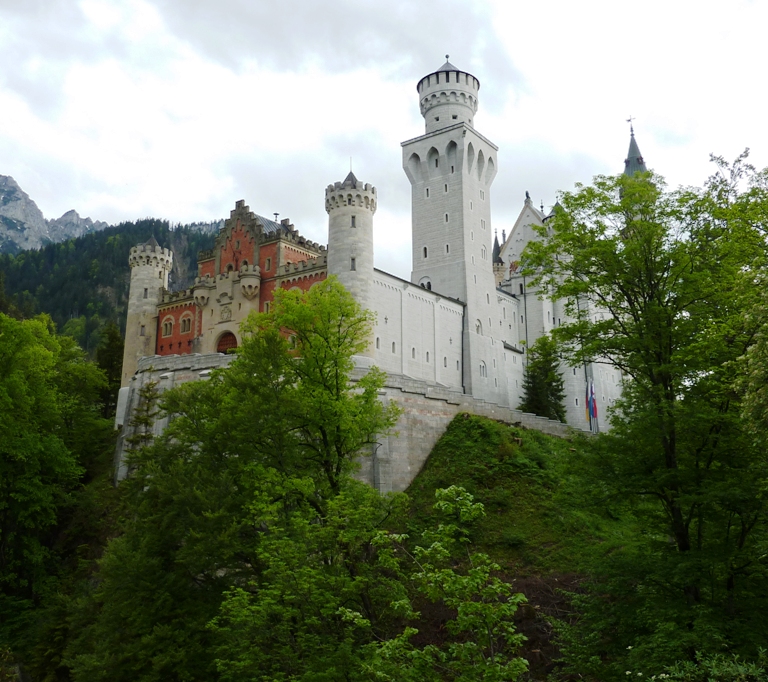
left=403, top=414, right=603, bottom=678
left=0, top=219, right=216, bottom=351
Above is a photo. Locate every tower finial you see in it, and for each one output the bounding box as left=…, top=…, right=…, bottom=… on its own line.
left=445, top=54, right=449, bottom=60
left=626, top=115, right=635, bottom=135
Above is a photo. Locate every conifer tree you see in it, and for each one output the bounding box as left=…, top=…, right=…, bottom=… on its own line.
left=518, top=334, right=566, bottom=422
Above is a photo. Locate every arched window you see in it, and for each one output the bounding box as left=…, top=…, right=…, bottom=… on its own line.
left=475, top=320, right=482, bottom=335
left=426, top=352, right=430, bottom=363
left=412, top=347, right=416, bottom=359
left=217, top=332, right=237, bottom=353
left=376, top=337, right=380, bottom=349
left=392, top=341, right=396, bottom=353
left=479, top=361, right=487, bottom=378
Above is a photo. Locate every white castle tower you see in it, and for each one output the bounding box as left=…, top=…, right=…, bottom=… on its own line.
left=402, top=58, right=505, bottom=401
left=326, top=172, right=377, bottom=354
left=121, top=237, right=173, bottom=386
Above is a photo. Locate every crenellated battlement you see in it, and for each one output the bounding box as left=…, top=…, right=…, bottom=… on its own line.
left=160, top=289, right=193, bottom=305
left=129, top=242, right=173, bottom=269
left=325, top=178, right=377, bottom=214
left=279, top=254, right=328, bottom=274
left=260, top=228, right=326, bottom=253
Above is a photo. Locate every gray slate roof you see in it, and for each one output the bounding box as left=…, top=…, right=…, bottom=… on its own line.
left=624, top=130, right=648, bottom=176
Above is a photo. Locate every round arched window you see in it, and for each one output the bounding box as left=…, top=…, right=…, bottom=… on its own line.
left=217, top=332, right=238, bottom=353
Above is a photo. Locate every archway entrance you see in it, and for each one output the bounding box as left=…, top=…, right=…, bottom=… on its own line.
left=217, top=332, right=238, bottom=353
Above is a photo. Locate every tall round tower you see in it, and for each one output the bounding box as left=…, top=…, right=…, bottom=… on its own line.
left=418, top=56, right=480, bottom=134
left=326, top=171, right=376, bottom=353
left=121, top=237, right=173, bottom=386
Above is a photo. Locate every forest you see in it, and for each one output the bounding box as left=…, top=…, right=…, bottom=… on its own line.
left=3, top=155, right=768, bottom=681
left=0, top=219, right=215, bottom=355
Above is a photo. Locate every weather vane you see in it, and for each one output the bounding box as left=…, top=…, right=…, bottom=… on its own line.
left=626, top=115, right=635, bottom=134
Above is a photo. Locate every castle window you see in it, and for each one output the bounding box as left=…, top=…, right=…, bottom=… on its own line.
left=452, top=115, right=457, bottom=120
left=444, top=184, right=448, bottom=193
left=392, top=342, right=396, bottom=353
left=471, top=256, right=475, bottom=265
left=143, top=288, right=148, bottom=299
left=264, top=302, right=270, bottom=313
left=426, top=352, right=430, bottom=363
left=426, top=188, right=430, bottom=197
left=351, top=258, right=356, bottom=271
left=547, top=311, right=551, bottom=322
left=575, top=398, right=579, bottom=406
left=481, top=219, right=486, bottom=230
left=471, top=231, right=474, bottom=241
left=475, top=320, right=482, bottom=335
left=482, top=246, right=487, bottom=260
left=351, top=215, right=356, bottom=227
left=480, top=361, right=487, bottom=378
left=503, top=308, right=506, bottom=319
left=519, top=283, right=524, bottom=294
left=434, top=117, right=439, bottom=123
left=159, top=272, right=162, bottom=279
left=412, top=347, right=416, bottom=359
left=265, top=258, right=271, bottom=271
left=493, top=358, right=496, bottom=368
left=495, top=378, right=498, bottom=387
left=457, top=360, right=460, bottom=370
left=376, top=337, right=380, bottom=349
left=573, top=368, right=577, bottom=375
left=474, top=275, right=477, bottom=283
left=470, top=201, right=473, bottom=210
left=235, top=240, right=240, bottom=249
left=521, top=315, right=524, bottom=324
left=162, top=320, right=173, bottom=337
left=435, top=158, right=439, bottom=167
left=486, top=293, right=490, bottom=304
left=446, top=244, right=449, bottom=254
left=480, top=190, right=485, bottom=200
left=427, top=282, right=432, bottom=290
left=180, top=317, right=192, bottom=333
left=444, top=357, right=447, bottom=367
left=445, top=213, right=449, bottom=223
left=140, top=325, right=145, bottom=336
left=451, top=165, right=455, bottom=173
left=423, top=247, right=428, bottom=258
left=348, top=197, right=352, bottom=205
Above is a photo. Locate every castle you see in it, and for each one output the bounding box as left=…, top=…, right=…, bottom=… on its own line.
left=115, top=59, right=642, bottom=491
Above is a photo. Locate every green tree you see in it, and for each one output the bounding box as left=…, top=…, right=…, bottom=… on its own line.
left=518, top=334, right=566, bottom=422
left=95, top=321, right=124, bottom=418
left=523, top=156, right=768, bottom=675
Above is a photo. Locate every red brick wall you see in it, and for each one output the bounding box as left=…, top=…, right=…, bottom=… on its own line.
left=220, top=221, right=256, bottom=274
left=199, top=259, right=215, bottom=278
left=156, top=302, right=197, bottom=355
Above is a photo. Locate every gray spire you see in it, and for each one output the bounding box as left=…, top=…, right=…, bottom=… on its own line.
left=492, top=233, right=502, bottom=264
left=436, top=54, right=458, bottom=72
left=343, top=171, right=358, bottom=188
left=624, top=126, right=647, bottom=176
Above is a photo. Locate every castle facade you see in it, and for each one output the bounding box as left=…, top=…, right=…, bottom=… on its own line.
left=116, top=60, right=633, bottom=489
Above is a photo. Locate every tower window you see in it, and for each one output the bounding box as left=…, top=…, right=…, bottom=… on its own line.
left=444, top=184, right=448, bottom=193
left=143, top=288, right=148, bottom=299
left=348, top=197, right=352, bottom=205
left=140, top=325, right=145, bottom=336
left=446, top=244, right=449, bottom=254
left=434, top=117, right=439, bottom=123
left=444, top=356, right=447, bottom=367
left=392, top=342, right=396, bottom=354
left=412, top=347, right=416, bottom=359
left=481, top=190, right=485, bottom=200
left=470, top=201, right=473, bottom=210
left=457, top=360, right=460, bottom=370
left=159, top=272, right=162, bottom=279
left=350, top=258, right=356, bottom=271
left=452, top=115, right=457, bottom=120
left=444, top=213, right=448, bottom=223
left=376, top=337, right=380, bottom=349
left=486, top=293, right=490, bottom=304
left=351, top=215, right=356, bottom=227
left=423, top=247, right=428, bottom=258
left=519, top=283, right=524, bottom=294
left=426, top=352, right=430, bottom=363
left=426, top=188, right=430, bottom=198
left=435, top=158, right=439, bottom=167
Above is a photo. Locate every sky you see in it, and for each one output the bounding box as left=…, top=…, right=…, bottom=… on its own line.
left=2, top=0, right=767, bottom=278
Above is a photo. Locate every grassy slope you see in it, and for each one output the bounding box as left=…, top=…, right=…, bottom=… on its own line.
left=403, top=413, right=623, bottom=679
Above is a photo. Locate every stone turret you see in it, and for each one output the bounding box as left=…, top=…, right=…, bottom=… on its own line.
left=121, top=237, right=173, bottom=386
left=417, top=56, right=480, bottom=134
left=326, top=171, right=376, bottom=355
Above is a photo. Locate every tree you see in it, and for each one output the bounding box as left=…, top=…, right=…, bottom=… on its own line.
left=518, top=334, right=566, bottom=422
left=523, top=156, right=768, bottom=674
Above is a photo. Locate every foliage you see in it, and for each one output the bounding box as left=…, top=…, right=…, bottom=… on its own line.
left=0, top=312, right=115, bottom=676
left=518, top=334, right=566, bottom=422
left=523, top=157, right=768, bottom=676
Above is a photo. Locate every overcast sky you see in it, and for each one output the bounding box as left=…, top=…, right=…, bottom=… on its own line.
left=2, top=0, right=766, bottom=278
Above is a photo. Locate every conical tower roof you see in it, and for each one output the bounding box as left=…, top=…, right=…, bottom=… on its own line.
left=492, top=233, right=503, bottom=264
left=343, top=171, right=358, bottom=188
left=624, top=126, right=647, bottom=176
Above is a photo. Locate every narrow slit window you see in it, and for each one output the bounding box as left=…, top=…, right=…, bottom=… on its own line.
left=143, top=288, right=148, bottom=299
left=350, top=258, right=356, bottom=271
left=423, top=246, right=428, bottom=258
left=351, top=215, right=356, bottom=227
